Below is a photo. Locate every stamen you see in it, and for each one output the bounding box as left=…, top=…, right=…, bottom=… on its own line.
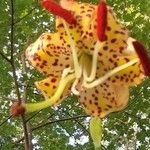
left=71, top=78, right=80, bottom=95
left=97, top=1, right=107, bottom=41
left=132, top=41, right=150, bottom=76
left=84, top=41, right=104, bottom=82
left=25, top=73, right=75, bottom=112
left=83, top=58, right=139, bottom=88
left=63, top=20, right=82, bottom=78
left=41, top=0, right=76, bottom=24
left=62, top=67, right=74, bottom=78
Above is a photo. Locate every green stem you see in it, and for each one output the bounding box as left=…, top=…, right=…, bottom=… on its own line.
left=25, top=74, right=75, bottom=113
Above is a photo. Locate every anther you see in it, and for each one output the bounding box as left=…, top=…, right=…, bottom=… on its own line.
left=41, top=0, right=76, bottom=24
left=97, top=1, right=107, bottom=41
left=133, top=41, right=150, bottom=76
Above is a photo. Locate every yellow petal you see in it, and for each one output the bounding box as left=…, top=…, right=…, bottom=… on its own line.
left=35, top=74, right=60, bottom=99
left=79, top=40, right=145, bottom=117
left=110, top=56, right=145, bottom=85
left=56, top=0, right=128, bottom=60
left=35, top=73, right=72, bottom=105
left=26, top=32, right=73, bottom=76
left=25, top=73, right=75, bottom=112
left=79, top=80, right=129, bottom=118
left=96, top=37, right=145, bottom=86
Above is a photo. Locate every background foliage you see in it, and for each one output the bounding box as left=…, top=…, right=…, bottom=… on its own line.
left=0, top=0, right=150, bottom=149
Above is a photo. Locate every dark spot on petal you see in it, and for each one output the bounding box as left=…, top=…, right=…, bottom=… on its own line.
left=111, top=38, right=117, bottom=43
left=44, top=83, right=50, bottom=86
left=51, top=78, right=56, bottom=83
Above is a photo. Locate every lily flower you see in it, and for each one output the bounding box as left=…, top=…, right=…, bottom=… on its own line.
left=10, top=0, right=150, bottom=148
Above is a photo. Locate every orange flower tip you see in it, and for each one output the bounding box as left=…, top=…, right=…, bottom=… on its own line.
left=10, top=102, right=26, bottom=117
left=97, top=1, right=107, bottom=42
left=41, top=0, right=76, bottom=24
left=133, top=41, right=150, bottom=76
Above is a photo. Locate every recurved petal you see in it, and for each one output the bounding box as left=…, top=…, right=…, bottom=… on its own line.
left=96, top=37, right=145, bottom=85
left=109, top=55, right=145, bottom=85
left=26, top=32, right=73, bottom=76
left=56, top=0, right=128, bottom=60
left=79, top=37, right=145, bottom=117
left=79, top=80, right=129, bottom=118
left=80, top=54, right=145, bottom=117
left=35, top=73, right=72, bottom=105
left=132, top=40, right=150, bottom=76
left=35, top=74, right=60, bottom=99
left=56, top=0, right=97, bottom=53
left=110, top=38, right=146, bottom=85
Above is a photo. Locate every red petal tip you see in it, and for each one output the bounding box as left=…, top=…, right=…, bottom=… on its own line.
left=133, top=41, right=150, bottom=76
left=10, top=102, right=26, bottom=117
left=97, top=1, right=107, bottom=42
left=41, top=0, right=76, bottom=24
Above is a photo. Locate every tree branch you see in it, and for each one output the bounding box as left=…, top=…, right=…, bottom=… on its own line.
left=10, top=0, right=21, bottom=102
left=21, top=52, right=33, bottom=150
left=0, top=115, right=12, bottom=127
left=65, top=110, right=90, bottom=136
left=10, top=0, right=14, bottom=61
left=14, top=7, right=37, bottom=25
left=14, top=115, right=88, bottom=145
left=9, top=1, right=31, bottom=150
left=32, top=115, right=88, bottom=131
left=0, top=51, right=11, bottom=63
left=25, top=110, right=42, bottom=123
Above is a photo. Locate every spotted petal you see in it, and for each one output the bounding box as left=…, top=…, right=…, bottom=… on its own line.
left=35, top=74, right=72, bottom=105
left=26, top=32, right=73, bottom=100
left=78, top=37, right=145, bottom=118
left=56, top=0, right=128, bottom=62
left=35, top=74, right=60, bottom=99
left=26, top=32, right=73, bottom=75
